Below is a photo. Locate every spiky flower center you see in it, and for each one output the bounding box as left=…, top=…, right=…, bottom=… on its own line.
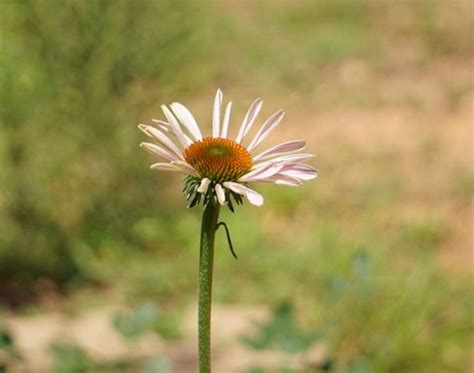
left=184, top=137, right=252, bottom=183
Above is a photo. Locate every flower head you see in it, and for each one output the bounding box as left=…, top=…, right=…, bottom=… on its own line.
left=139, top=90, right=317, bottom=209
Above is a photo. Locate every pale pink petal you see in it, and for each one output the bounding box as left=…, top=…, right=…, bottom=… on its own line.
left=223, top=182, right=264, bottom=207
left=153, top=121, right=193, bottom=144
left=138, top=124, right=184, bottom=160
left=252, top=140, right=306, bottom=161
left=235, top=98, right=263, bottom=144
left=171, top=160, right=199, bottom=176
left=239, top=163, right=284, bottom=182
left=257, top=163, right=317, bottom=183
left=212, top=89, right=223, bottom=138
left=215, top=183, right=226, bottom=205
left=281, top=162, right=318, bottom=173
left=281, top=169, right=318, bottom=181
left=161, top=105, right=191, bottom=148
left=220, top=102, right=232, bottom=138
left=274, top=177, right=303, bottom=186
left=150, top=163, right=181, bottom=172
left=261, top=174, right=303, bottom=186
left=151, top=119, right=169, bottom=127
left=170, top=102, right=203, bottom=141
left=247, top=110, right=285, bottom=152
left=263, top=153, right=315, bottom=163
left=197, top=178, right=211, bottom=193
left=250, top=160, right=274, bottom=172
left=279, top=163, right=318, bottom=180
left=151, top=119, right=170, bottom=132
left=139, top=142, right=179, bottom=162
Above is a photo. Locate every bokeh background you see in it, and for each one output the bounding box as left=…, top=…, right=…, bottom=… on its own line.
left=0, top=0, right=472, bottom=372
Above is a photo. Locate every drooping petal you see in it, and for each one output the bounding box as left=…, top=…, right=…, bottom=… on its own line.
left=215, top=183, right=226, bottom=205
left=161, top=105, right=191, bottom=148
left=212, top=89, right=223, bottom=138
left=247, top=110, right=285, bottom=152
left=139, top=142, right=179, bottom=162
left=170, top=102, right=203, bottom=141
left=171, top=160, right=199, bottom=176
left=220, top=102, right=232, bottom=138
left=235, top=98, right=263, bottom=144
left=223, top=182, right=264, bottom=206
left=138, top=124, right=184, bottom=160
left=252, top=140, right=306, bottom=161
left=197, top=178, right=211, bottom=193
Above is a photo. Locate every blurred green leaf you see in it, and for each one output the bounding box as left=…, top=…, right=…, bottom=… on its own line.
left=241, top=302, right=319, bottom=353
left=113, top=303, right=159, bottom=340
left=50, top=344, right=92, bottom=373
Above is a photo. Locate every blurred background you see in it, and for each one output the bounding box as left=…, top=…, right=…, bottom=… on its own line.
left=0, top=0, right=472, bottom=371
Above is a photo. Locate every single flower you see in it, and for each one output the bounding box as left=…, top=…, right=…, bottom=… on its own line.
left=139, top=89, right=317, bottom=210
left=138, top=90, right=317, bottom=372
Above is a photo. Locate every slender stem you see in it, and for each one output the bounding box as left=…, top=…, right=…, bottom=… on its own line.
left=198, top=201, right=220, bottom=373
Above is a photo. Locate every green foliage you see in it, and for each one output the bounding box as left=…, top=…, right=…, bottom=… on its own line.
left=0, top=0, right=216, bottom=301
left=113, top=302, right=158, bottom=340
left=50, top=342, right=171, bottom=373
left=451, top=169, right=474, bottom=202
left=51, top=344, right=92, bottom=373
left=237, top=228, right=472, bottom=372
left=241, top=302, right=319, bottom=353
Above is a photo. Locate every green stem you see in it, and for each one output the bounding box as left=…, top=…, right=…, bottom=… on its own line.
left=198, top=201, right=220, bottom=372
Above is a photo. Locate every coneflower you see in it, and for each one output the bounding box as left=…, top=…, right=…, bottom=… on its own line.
left=139, top=90, right=317, bottom=372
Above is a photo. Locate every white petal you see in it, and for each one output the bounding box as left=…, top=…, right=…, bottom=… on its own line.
left=223, top=182, right=264, bottom=207
left=215, top=183, right=226, bottom=205
left=150, top=163, right=181, bottom=172
left=197, top=178, right=211, bottom=193
left=171, top=160, right=199, bottom=176
left=212, top=89, right=223, bottom=138
left=236, top=98, right=263, bottom=144
left=138, top=124, right=184, bottom=160
left=247, top=110, right=285, bottom=152
left=161, top=105, right=191, bottom=148
left=253, top=140, right=306, bottom=161
left=140, top=142, right=179, bottom=162
left=170, top=102, right=203, bottom=141
left=220, top=102, right=232, bottom=138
